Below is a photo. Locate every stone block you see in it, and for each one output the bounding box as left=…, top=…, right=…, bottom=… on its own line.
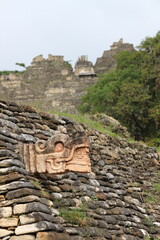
left=0, top=180, right=34, bottom=193
left=0, top=195, right=42, bottom=207
left=6, top=188, right=41, bottom=200
left=36, top=231, right=70, bottom=240
left=0, top=229, right=13, bottom=238
left=13, top=202, right=51, bottom=215
left=10, top=235, right=35, bottom=240
left=0, top=217, right=18, bottom=227
left=15, top=221, right=63, bottom=235
left=0, top=172, right=25, bottom=184
left=20, top=212, right=54, bottom=225
left=0, top=206, right=12, bottom=217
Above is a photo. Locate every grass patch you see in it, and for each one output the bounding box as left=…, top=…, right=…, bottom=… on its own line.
left=144, top=217, right=154, bottom=228
left=60, top=207, right=87, bottom=226
left=49, top=111, right=122, bottom=138
left=153, top=183, right=160, bottom=194
left=145, top=193, right=159, bottom=204
left=0, top=70, right=24, bottom=76
left=144, top=182, right=160, bottom=204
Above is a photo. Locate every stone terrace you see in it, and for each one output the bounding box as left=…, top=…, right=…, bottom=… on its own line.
left=0, top=100, right=160, bottom=240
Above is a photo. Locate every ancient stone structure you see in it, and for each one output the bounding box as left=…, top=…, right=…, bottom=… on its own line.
left=95, top=38, right=135, bottom=74
left=74, top=56, right=96, bottom=77
left=0, top=100, right=160, bottom=239
left=0, top=40, right=134, bottom=113
left=21, top=134, right=91, bottom=174
left=0, top=54, right=97, bottom=113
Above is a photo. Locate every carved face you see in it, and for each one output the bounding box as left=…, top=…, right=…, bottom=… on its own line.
left=22, top=134, right=91, bottom=174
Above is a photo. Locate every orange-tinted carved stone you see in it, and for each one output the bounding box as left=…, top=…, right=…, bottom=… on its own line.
left=21, top=134, right=91, bottom=174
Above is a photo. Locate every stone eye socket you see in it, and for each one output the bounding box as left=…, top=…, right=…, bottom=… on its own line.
left=54, top=142, right=64, bottom=152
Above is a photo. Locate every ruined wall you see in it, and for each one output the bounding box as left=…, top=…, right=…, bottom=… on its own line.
left=0, top=100, right=160, bottom=240
left=0, top=55, right=97, bottom=113
left=95, top=39, right=135, bottom=74
left=0, top=40, right=135, bottom=113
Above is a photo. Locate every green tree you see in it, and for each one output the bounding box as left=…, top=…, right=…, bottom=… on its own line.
left=79, top=31, right=160, bottom=143
left=16, top=62, right=26, bottom=68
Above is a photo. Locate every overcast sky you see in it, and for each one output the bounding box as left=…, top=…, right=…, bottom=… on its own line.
left=0, top=0, right=160, bottom=70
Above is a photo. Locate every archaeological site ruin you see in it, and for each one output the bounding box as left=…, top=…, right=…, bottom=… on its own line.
left=0, top=40, right=160, bottom=240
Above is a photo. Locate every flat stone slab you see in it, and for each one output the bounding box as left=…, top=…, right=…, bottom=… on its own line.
left=0, top=180, right=34, bottom=193
left=36, top=231, right=70, bottom=240
left=15, top=221, right=63, bottom=235
left=0, top=229, right=14, bottom=238
left=0, top=217, right=18, bottom=227
left=0, top=195, right=42, bottom=207
left=0, top=172, right=25, bottom=184
left=20, top=212, right=54, bottom=225
left=0, top=206, right=12, bottom=218
left=13, top=202, right=51, bottom=215
left=10, top=234, right=35, bottom=240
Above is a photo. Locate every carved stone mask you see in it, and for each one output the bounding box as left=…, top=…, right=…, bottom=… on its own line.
left=21, top=134, right=91, bottom=174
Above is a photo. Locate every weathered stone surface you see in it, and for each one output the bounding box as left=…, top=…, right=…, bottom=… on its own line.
left=0, top=180, right=34, bottom=193
left=0, top=195, right=43, bottom=207
left=10, top=235, right=35, bottom=240
left=0, top=118, right=20, bottom=132
left=0, top=217, right=18, bottom=227
left=0, top=149, right=19, bottom=158
left=0, top=166, right=27, bottom=175
left=0, top=159, right=24, bottom=168
left=6, top=188, right=41, bottom=200
left=0, top=206, right=12, bottom=217
left=15, top=221, right=63, bottom=235
left=0, top=229, right=14, bottom=238
left=13, top=202, right=51, bottom=215
left=20, top=212, right=54, bottom=225
left=36, top=231, right=70, bottom=240
left=20, top=134, right=36, bottom=142
left=0, top=172, right=25, bottom=184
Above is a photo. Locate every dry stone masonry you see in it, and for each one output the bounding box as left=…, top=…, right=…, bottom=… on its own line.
left=0, top=39, right=134, bottom=113
left=0, top=100, right=160, bottom=240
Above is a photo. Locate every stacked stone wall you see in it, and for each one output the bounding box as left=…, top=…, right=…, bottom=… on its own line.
left=0, top=100, right=160, bottom=240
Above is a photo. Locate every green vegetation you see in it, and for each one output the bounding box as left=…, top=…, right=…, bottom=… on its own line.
left=153, top=183, right=160, bottom=194
left=145, top=237, right=160, bottom=240
left=0, top=70, right=24, bottom=76
left=0, top=71, right=12, bottom=76
left=145, top=183, right=160, bottom=204
left=144, top=217, right=154, bottom=228
left=64, top=61, right=72, bottom=69
left=16, top=62, right=26, bottom=68
left=79, top=31, right=160, bottom=145
left=60, top=207, right=87, bottom=226
left=49, top=111, right=122, bottom=138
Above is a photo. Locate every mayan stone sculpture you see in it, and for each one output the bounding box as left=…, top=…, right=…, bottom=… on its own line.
left=21, top=134, right=91, bottom=174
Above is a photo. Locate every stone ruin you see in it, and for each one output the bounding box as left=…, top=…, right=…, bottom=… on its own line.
left=0, top=100, right=160, bottom=240
left=0, top=39, right=135, bottom=113
left=74, top=56, right=96, bottom=77
left=95, top=39, right=134, bottom=74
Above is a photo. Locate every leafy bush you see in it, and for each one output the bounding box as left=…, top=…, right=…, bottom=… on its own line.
left=79, top=31, right=160, bottom=143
